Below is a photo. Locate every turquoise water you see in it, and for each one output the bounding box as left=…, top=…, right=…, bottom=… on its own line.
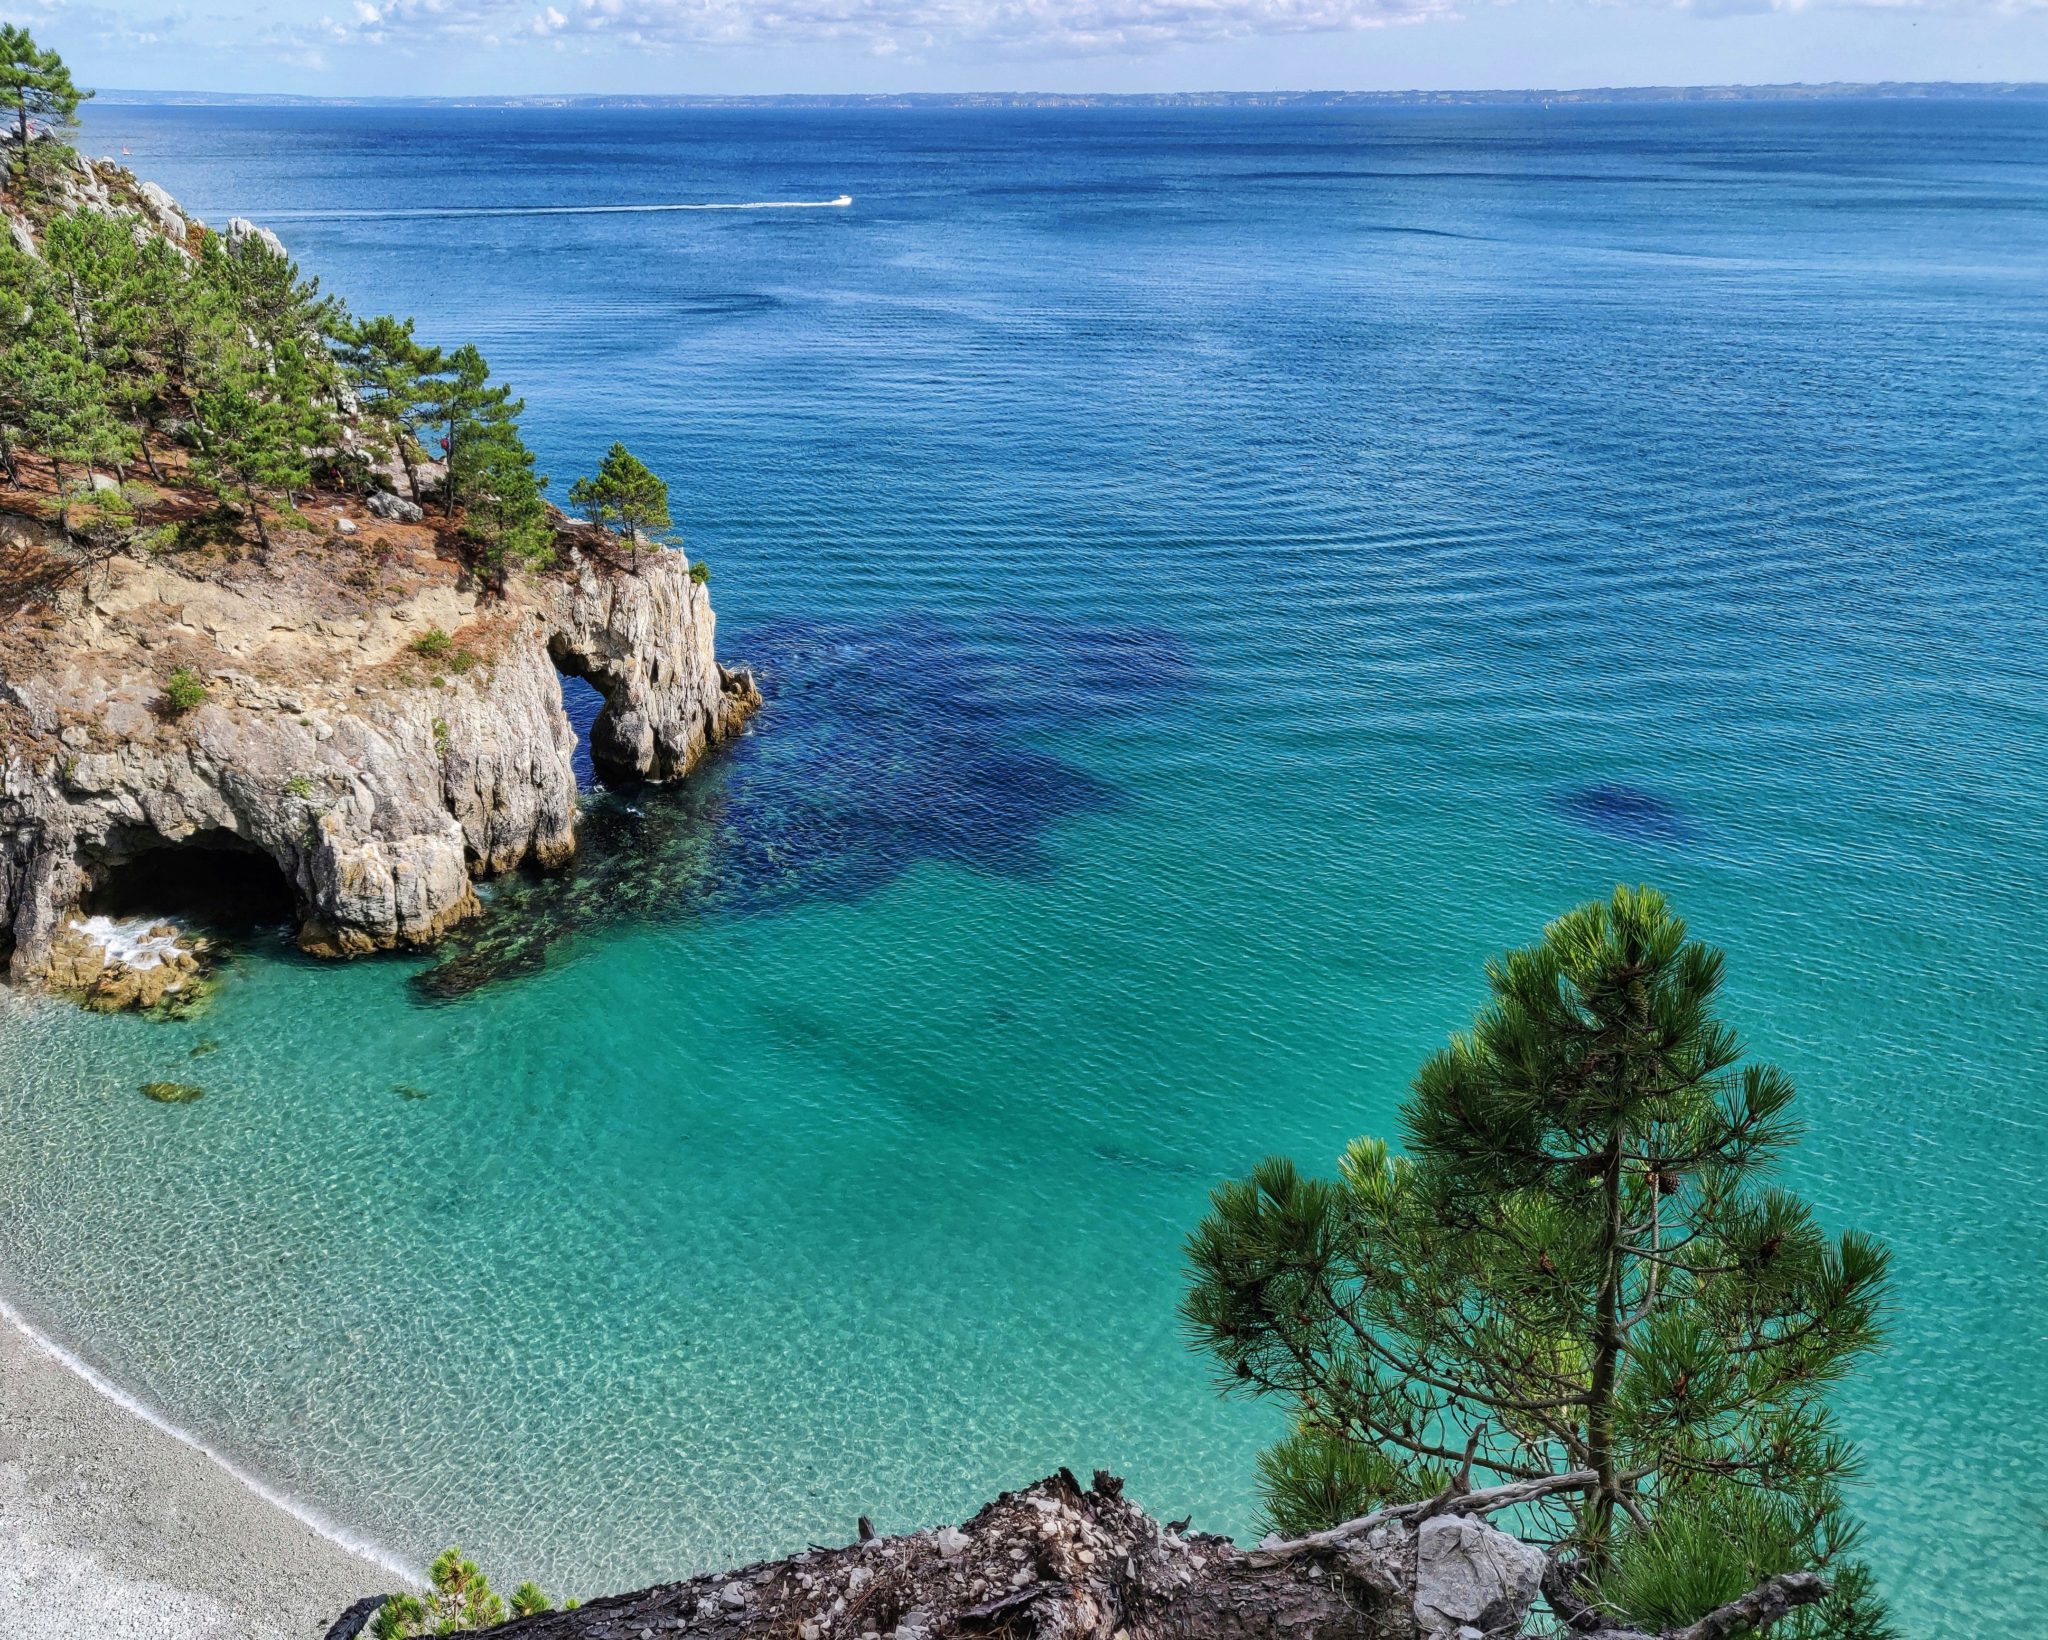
left=3, top=103, right=2046, bottom=1631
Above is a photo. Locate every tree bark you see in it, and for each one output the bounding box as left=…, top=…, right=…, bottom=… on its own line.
left=321, top=1474, right=1828, bottom=1640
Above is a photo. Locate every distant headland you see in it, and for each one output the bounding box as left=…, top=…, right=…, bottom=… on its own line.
left=88, top=81, right=2048, bottom=111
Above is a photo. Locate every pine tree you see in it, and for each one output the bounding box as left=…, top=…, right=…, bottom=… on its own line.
left=330, top=311, right=445, bottom=502
left=0, top=26, right=89, bottom=160
left=1184, top=886, right=1893, bottom=1640
left=40, top=209, right=163, bottom=475
left=190, top=345, right=312, bottom=555
left=0, top=236, right=58, bottom=484
left=433, top=344, right=551, bottom=574
left=567, top=440, right=672, bottom=569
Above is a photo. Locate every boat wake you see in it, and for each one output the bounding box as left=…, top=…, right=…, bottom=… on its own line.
left=259, top=196, right=852, bottom=221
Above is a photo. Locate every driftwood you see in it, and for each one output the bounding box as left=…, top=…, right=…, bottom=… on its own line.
left=332, top=1469, right=1827, bottom=1640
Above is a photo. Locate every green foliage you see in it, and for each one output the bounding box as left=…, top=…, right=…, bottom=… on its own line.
left=411, top=627, right=454, bottom=660
left=1184, top=886, right=1893, bottom=1637
left=329, top=310, right=444, bottom=501
left=568, top=440, right=672, bottom=564
left=0, top=26, right=89, bottom=162
left=430, top=715, right=450, bottom=755
left=0, top=51, right=679, bottom=598
left=284, top=774, right=315, bottom=800
left=689, top=558, right=711, bottom=586
left=371, top=1547, right=558, bottom=1638
left=435, top=344, right=552, bottom=575
left=1594, top=1488, right=1893, bottom=1640
left=162, top=667, right=207, bottom=714
left=1255, top=1423, right=1444, bottom=1537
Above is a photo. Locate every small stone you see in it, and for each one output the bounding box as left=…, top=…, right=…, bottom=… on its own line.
left=721, top=1583, right=747, bottom=1608
left=336, top=517, right=358, bottom=535
left=935, top=1527, right=970, bottom=1559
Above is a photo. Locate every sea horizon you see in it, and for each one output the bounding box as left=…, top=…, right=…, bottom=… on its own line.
left=85, top=78, right=2048, bottom=109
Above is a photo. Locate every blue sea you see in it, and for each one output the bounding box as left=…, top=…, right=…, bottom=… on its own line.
left=2, top=101, right=2045, bottom=1633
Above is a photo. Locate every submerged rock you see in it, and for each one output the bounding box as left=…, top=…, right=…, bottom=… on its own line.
left=140, top=1080, right=204, bottom=1103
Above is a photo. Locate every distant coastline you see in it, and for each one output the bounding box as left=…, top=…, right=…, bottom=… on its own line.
left=89, top=80, right=2048, bottom=111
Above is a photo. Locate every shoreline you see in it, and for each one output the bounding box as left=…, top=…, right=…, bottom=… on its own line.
left=0, top=1296, right=410, bottom=1639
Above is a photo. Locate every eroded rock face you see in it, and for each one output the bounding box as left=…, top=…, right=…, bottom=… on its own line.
left=538, top=549, right=760, bottom=784
left=0, top=521, right=755, bottom=982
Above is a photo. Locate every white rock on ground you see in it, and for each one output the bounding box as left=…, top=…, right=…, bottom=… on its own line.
left=1410, top=1512, right=1549, bottom=1639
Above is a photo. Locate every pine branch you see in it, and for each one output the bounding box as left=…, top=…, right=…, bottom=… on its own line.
left=1244, top=1468, right=1601, bottom=1565
left=1661, top=1571, right=1828, bottom=1640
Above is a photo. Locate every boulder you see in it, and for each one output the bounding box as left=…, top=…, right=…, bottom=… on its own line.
left=224, top=216, right=288, bottom=260
left=367, top=489, right=425, bottom=524
left=1412, top=1513, right=1548, bottom=1640
left=136, top=179, right=189, bottom=240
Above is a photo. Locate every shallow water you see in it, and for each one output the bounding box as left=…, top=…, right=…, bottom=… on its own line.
left=3, top=101, right=2045, bottom=1631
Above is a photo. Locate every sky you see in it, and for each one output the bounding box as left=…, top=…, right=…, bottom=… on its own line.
left=6, top=0, right=2048, bottom=98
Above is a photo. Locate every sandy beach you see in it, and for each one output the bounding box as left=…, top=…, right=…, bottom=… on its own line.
left=0, top=1311, right=403, bottom=1640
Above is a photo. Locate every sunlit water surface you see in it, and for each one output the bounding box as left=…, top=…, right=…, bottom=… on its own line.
left=2, top=102, right=2045, bottom=1633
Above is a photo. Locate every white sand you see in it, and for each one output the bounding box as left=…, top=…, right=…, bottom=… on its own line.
left=0, top=1311, right=406, bottom=1639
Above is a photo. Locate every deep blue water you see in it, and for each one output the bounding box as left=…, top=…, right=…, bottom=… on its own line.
left=1, top=102, right=2044, bottom=1633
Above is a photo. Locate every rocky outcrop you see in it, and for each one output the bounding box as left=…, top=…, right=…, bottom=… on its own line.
left=224, top=215, right=287, bottom=260
left=0, top=513, right=756, bottom=981
left=538, top=548, right=760, bottom=783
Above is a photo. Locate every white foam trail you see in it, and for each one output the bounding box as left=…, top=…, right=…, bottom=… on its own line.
left=0, top=1293, right=419, bottom=1584
left=258, top=195, right=852, bottom=222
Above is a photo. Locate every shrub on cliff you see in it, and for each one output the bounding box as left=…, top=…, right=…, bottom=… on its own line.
left=372, top=1547, right=560, bottom=1637
left=1185, top=886, right=1893, bottom=1639
left=162, top=667, right=207, bottom=714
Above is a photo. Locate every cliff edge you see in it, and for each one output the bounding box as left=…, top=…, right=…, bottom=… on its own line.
left=0, top=502, right=757, bottom=986
left=0, top=156, right=759, bottom=997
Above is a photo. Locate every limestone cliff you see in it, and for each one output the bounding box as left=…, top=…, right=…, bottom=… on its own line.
left=0, top=504, right=757, bottom=984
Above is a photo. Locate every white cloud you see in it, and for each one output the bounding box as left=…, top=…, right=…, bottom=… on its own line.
left=294, top=0, right=1472, bottom=57
left=282, top=0, right=2048, bottom=58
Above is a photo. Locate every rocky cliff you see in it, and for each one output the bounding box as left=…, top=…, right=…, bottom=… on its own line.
left=0, top=157, right=759, bottom=997
left=0, top=501, right=757, bottom=989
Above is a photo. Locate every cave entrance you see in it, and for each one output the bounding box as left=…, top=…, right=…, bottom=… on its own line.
left=83, top=828, right=297, bottom=931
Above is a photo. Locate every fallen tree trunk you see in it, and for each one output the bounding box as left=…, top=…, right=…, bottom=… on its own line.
left=458, top=1468, right=1561, bottom=1640
left=334, top=1470, right=1826, bottom=1640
